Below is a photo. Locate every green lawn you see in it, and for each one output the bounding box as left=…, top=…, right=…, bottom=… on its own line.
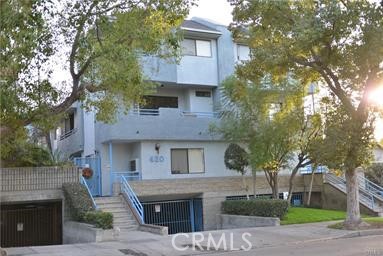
left=281, top=207, right=347, bottom=225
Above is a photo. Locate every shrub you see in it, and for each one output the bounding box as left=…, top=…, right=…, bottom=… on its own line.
left=63, top=183, right=95, bottom=221
left=84, top=211, right=113, bottom=230
left=222, top=199, right=289, bottom=219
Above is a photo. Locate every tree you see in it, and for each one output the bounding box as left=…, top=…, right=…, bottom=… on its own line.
left=229, top=0, right=383, bottom=229
left=217, top=76, right=304, bottom=199
left=0, top=0, right=195, bottom=161
left=224, top=143, right=250, bottom=199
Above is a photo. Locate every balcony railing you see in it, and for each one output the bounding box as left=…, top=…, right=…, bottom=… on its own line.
left=111, top=171, right=142, bottom=182
left=130, top=108, right=220, bottom=118
left=59, top=128, right=78, bottom=141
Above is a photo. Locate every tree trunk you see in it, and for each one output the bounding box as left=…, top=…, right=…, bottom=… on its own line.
left=242, top=174, right=249, bottom=200
left=252, top=171, right=257, bottom=199
left=271, top=172, right=279, bottom=199
left=306, top=167, right=316, bottom=206
left=344, top=168, right=362, bottom=229
left=287, top=166, right=299, bottom=205
left=45, top=132, right=53, bottom=154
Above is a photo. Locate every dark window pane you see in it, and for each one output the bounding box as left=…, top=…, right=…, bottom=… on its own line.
left=195, top=91, right=211, bottom=97
left=143, top=96, right=178, bottom=109
left=171, top=149, right=188, bottom=174
left=181, top=39, right=196, bottom=56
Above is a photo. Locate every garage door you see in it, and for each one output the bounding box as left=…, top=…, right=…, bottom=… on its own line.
left=0, top=201, right=62, bottom=247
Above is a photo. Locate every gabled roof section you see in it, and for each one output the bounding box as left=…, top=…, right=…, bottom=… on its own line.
left=181, top=20, right=220, bottom=33
left=181, top=20, right=222, bottom=38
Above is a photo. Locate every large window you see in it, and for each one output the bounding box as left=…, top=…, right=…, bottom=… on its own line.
left=171, top=148, right=205, bottom=174
left=181, top=39, right=212, bottom=57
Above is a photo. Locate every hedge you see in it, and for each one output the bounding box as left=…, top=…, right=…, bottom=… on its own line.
left=222, top=199, right=289, bottom=219
left=63, top=182, right=113, bottom=229
left=84, top=211, right=113, bottom=229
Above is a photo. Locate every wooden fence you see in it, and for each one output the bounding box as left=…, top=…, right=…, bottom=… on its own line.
left=0, top=167, right=80, bottom=191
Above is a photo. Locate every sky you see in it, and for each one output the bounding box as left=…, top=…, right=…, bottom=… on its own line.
left=188, top=0, right=233, bottom=25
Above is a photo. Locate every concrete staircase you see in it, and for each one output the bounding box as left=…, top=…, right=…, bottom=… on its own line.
left=94, top=196, right=139, bottom=230
left=324, top=173, right=383, bottom=216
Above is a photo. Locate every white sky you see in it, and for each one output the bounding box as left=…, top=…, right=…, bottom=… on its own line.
left=188, top=0, right=233, bottom=25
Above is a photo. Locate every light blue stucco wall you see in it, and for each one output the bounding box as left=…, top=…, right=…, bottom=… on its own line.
left=94, top=108, right=221, bottom=144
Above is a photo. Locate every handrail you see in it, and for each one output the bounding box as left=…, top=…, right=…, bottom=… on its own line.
left=325, top=173, right=376, bottom=210
left=358, top=176, right=383, bottom=200
left=131, top=108, right=159, bottom=116
left=182, top=111, right=221, bottom=118
left=59, top=128, right=78, bottom=141
left=120, top=175, right=144, bottom=223
left=112, top=171, right=141, bottom=181
left=80, top=176, right=98, bottom=210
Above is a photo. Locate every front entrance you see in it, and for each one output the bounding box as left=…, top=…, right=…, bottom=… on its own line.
left=74, top=157, right=101, bottom=196
left=0, top=201, right=62, bottom=247
left=142, top=198, right=203, bottom=234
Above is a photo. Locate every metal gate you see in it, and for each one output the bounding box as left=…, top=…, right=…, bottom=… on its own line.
left=143, top=198, right=203, bottom=234
left=0, top=202, right=62, bottom=247
left=74, top=157, right=101, bottom=196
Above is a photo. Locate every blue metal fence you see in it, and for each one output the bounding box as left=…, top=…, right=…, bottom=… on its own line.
left=142, top=198, right=203, bottom=234
left=73, top=157, right=101, bottom=196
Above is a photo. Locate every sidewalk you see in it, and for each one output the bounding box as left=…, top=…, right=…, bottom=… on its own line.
left=4, top=222, right=373, bottom=256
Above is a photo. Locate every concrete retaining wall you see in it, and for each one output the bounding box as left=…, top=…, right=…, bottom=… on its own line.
left=138, top=224, right=168, bottom=236
left=130, top=175, right=308, bottom=230
left=63, top=221, right=118, bottom=244
left=216, top=214, right=280, bottom=230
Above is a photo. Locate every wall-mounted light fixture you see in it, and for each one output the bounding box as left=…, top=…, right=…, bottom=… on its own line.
left=155, top=143, right=160, bottom=154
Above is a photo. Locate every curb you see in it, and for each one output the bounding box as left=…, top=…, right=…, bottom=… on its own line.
left=339, top=228, right=383, bottom=238
left=288, top=229, right=383, bottom=246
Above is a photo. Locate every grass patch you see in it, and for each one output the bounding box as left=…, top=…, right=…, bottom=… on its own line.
left=281, top=207, right=347, bottom=225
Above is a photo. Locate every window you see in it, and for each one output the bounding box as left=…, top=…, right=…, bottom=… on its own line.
left=195, top=91, right=211, bottom=97
left=171, top=148, right=205, bottom=174
left=237, top=44, right=250, bottom=61
left=181, top=39, right=212, bottom=57
left=195, top=91, right=211, bottom=98
left=64, top=112, right=74, bottom=133
left=143, top=96, right=178, bottom=109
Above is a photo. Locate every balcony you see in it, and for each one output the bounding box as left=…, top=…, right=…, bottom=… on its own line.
left=57, top=128, right=83, bottom=156
left=95, top=108, right=221, bottom=143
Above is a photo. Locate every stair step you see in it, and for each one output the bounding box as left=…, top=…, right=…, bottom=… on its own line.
left=95, top=197, right=122, bottom=204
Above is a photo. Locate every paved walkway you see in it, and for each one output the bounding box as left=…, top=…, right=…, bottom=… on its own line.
left=4, top=222, right=376, bottom=256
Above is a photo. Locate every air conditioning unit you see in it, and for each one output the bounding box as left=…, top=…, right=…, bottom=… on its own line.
left=130, top=159, right=140, bottom=172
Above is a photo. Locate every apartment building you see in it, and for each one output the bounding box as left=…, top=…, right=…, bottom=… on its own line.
left=51, top=18, right=304, bottom=233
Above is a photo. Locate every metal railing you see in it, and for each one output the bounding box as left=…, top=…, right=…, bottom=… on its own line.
left=80, top=176, right=98, bottom=210
left=182, top=111, right=221, bottom=118
left=121, top=175, right=144, bottom=223
left=324, top=173, right=377, bottom=210
left=111, top=171, right=142, bottom=182
left=131, top=108, right=160, bottom=116
left=358, top=176, right=383, bottom=201
left=299, top=165, right=328, bottom=174
left=130, top=108, right=220, bottom=118
left=59, top=128, right=78, bottom=141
